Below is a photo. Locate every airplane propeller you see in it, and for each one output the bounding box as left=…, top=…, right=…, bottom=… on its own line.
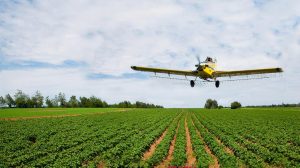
left=195, top=54, right=202, bottom=67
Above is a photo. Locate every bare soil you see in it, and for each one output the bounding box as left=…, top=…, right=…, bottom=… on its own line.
left=191, top=118, right=220, bottom=168
left=215, top=138, right=234, bottom=155
left=185, top=118, right=196, bottom=166
left=97, top=161, right=105, bottom=168
left=143, top=129, right=168, bottom=160
left=155, top=121, right=180, bottom=168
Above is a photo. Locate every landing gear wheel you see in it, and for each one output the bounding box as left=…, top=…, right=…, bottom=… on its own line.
left=215, top=80, right=220, bottom=88
left=190, top=80, right=195, bottom=87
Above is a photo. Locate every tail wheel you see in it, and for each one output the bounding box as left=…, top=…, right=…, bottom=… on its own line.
left=215, top=80, right=220, bottom=88
left=190, top=80, right=195, bottom=87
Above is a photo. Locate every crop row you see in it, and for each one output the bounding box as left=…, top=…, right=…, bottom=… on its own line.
left=13, top=113, right=163, bottom=167
left=142, top=112, right=182, bottom=167
left=0, top=109, right=181, bottom=167
left=193, top=109, right=300, bottom=167
left=170, top=115, right=187, bottom=166
left=187, top=114, right=212, bottom=167
left=191, top=113, right=239, bottom=168
left=200, top=117, right=294, bottom=166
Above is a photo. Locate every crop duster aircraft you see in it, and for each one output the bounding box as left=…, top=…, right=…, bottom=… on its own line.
left=131, top=56, right=283, bottom=88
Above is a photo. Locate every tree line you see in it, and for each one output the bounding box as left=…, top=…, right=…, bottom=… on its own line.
left=204, top=99, right=300, bottom=109
left=245, top=103, right=300, bottom=108
left=204, top=99, right=241, bottom=109
left=0, top=90, right=163, bottom=108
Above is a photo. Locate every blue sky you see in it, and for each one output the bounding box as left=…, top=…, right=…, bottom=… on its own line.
left=0, top=0, right=299, bottom=107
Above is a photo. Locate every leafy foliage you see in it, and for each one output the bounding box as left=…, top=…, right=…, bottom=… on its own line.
left=192, top=108, right=300, bottom=167
left=171, top=117, right=186, bottom=166
left=231, top=101, right=242, bottom=109
left=1, top=108, right=299, bottom=167
left=0, top=109, right=179, bottom=167
left=187, top=114, right=212, bottom=167
left=0, top=90, right=162, bottom=108
left=204, top=99, right=218, bottom=109
left=5, top=94, right=15, bottom=107
left=0, top=96, right=5, bottom=107
left=143, top=113, right=181, bottom=167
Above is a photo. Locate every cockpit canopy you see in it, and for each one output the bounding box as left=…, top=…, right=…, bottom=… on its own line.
left=205, top=57, right=215, bottom=63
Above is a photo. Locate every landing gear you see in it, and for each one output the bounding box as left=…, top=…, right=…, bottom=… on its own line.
left=190, top=80, right=195, bottom=87
left=215, top=80, right=220, bottom=88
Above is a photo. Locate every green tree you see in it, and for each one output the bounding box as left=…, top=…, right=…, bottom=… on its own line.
left=45, top=96, right=54, bottom=107
left=0, top=96, right=6, bottom=107
left=118, top=101, right=132, bottom=108
left=31, top=91, right=44, bottom=108
left=102, top=101, right=108, bottom=107
left=231, top=101, right=242, bottom=109
left=79, top=97, right=91, bottom=107
left=204, top=99, right=218, bottom=109
left=26, top=97, right=35, bottom=108
left=69, top=95, right=78, bottom=107
left=5, top=94, right=15, bottom=108
left=57, top=92, right=67, bottom=107
left=90, top=96, right=103, bottom=107
left=136, top=101, right=145, bottom=108
left=14, top=90, right=30, bottom=108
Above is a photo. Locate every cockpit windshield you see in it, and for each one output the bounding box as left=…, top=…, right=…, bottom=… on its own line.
left=205, top=57, right=213, bottom=62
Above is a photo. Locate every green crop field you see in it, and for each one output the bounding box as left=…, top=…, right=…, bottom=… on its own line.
left=0, top=108, right=299, bottom=167
left=0, top=108, right=131, bottom=118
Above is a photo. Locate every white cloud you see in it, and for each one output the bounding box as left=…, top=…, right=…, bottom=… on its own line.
left=0, top=0, right=300, bottom=107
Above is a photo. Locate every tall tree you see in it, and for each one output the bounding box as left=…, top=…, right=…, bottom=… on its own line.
left=231, top=101, right=242, bottom=109
left=14, top=90, right=30, bottom=108
left=0, top=96, right=6, bottom=107
left=57, top=92, right=67, bottom=107
left=79, top=97, right=90, bottom=107
left=90, top=96, right=103, bottom=107
left=102, top=101, right=108, bottom=108
left=204, top=99, right=218, bottom=109
left=5, top=94, right=15, bottom=108
left=45, top=96, right=53, bottom=108
left=69, top=95, right=78, bottom=108
left=32, top=91, right=44, bottom=108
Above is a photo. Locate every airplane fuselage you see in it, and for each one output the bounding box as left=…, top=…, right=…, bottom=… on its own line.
left=196, top=65, right=216, bottom=80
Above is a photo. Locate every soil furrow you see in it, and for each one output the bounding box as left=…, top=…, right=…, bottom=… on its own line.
left=97, top=161, right=105, bottom=168
left=185, top=117, right=196, bottom=166
left=191, top=118, right=219, bottom=168
left=155, top=121, right=180, bottom=168
left=215, top=138, right=234, bottom=155
left=193, top=114, right=235, bottom=155
left=143, top=129, right=168, bottom=160
left=193, top=114, right=269, bottom=168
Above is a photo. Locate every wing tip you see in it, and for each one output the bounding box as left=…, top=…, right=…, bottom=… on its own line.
left=277, top=67, right=283, bottom=72
left=131, top=66, right=137, bottom=70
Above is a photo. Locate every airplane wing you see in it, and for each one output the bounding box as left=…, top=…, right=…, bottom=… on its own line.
left=131, top=66, right=197, bottom=77
left=214, top=68, right=283, bottom=78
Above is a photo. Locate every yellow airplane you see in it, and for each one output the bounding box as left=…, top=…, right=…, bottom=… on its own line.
left=131, top=56, right=283, bottom=88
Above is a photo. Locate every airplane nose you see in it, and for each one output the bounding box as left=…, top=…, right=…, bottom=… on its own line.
left=131, top=66, right=137, bottom=70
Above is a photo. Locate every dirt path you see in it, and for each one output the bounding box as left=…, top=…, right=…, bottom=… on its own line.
left=143, top=129, right=168, bottom=160
left=191, top=118, right=220, bottom=168
left=155, top=121, right=180, bottom=168
left=185, top=117, right=196, bottom=166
